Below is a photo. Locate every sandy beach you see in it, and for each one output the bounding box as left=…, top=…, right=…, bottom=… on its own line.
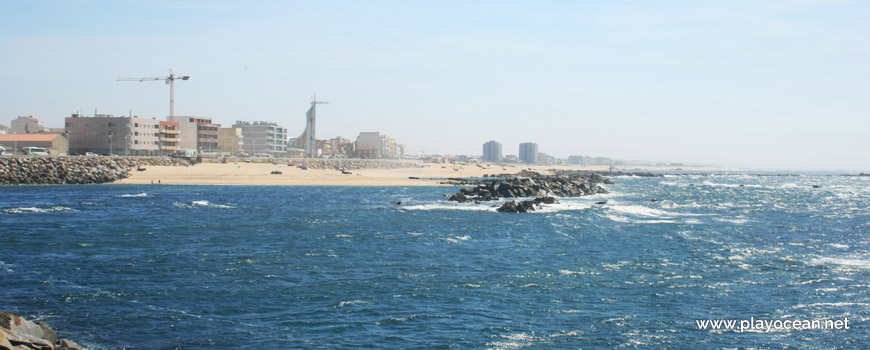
left=114, top=160, right=737, bottom=186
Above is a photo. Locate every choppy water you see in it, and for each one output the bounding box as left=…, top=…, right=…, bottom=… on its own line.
left=1, top=175, right=868, bottom=349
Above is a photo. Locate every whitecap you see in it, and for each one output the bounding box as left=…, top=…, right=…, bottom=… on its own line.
left=338, top=300, right=372, bottom=307
left=809, top=257, right=870, bottom=269
left=3, top=206, right=74, bottom=214
left=118, top=193, right=147, bottom=198
left=172, top=200, right=235, bottom=209
left=401, top=203, right=494, bottom=211
left=713, top=217, right=749, bottom=225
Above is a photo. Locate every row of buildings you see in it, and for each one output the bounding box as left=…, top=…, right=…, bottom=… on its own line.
left=482, top=140, right=613, bottom=165
left=0, top=113, right=406, bottom=159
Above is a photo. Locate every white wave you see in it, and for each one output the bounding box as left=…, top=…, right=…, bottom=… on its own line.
left=337, top=300, right=373, bottom=307
left=172, top=200, right=236, bottom=209
left=401, top=203, right=495, bottom=211
left=702, top=181, right=763, bottom=188
left=0, top=261, right=13, bottom=273
left=454, top=235, right=471, bottom=241
left=780, top=183, right=800, bottom=189
left=605, top=214, right=676, bottom=224
left=828, top=243, right=850, bottom=250
left=809, top=257, right=870, bottom=269
left=659, top=202, right=704, bottom=209
left=533, top=200, right=595, bottom=213
left=702, top=181, right=741, bottom=188
left=713, top=217, right=749, bottom=225
left=791, top=302, right=870, bottom=309
left=118, top=193, right=147, bottom=198
left=609, top=205, right=674, bottom=218
left=3, top=206, right=74, bottom=214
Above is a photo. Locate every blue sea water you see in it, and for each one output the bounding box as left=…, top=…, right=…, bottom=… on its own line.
left=1, top=174, right=869, bottom=349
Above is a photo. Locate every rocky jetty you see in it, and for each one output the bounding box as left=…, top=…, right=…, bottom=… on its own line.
left=1, top=312, right=84, bottom=350
left=446, top=172, right=609, bottom=213
left=0, top=157, right=189, bottom=185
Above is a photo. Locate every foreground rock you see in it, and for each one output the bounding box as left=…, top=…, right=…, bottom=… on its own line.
left=497, top=197, right=558, bottom=213
left=0, top=312, right=83, bottom=350
left=0, top=157, right=189, bottom=185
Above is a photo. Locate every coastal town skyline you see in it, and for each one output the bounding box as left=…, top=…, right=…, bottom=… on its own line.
left=2, top=1, right=868, bottom=171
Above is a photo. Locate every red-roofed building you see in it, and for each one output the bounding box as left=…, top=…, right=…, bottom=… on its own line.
left=0, top=133, right=68, bottom=156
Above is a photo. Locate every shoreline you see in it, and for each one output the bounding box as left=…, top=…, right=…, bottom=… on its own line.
left=114, top=161, right=742, bottom=186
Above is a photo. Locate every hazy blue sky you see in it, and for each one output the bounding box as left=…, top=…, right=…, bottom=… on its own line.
left=1, top=0, right=868, bottom=170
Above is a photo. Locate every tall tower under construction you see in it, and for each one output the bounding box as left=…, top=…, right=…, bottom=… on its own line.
left=289, top=96, right=328, bottom=158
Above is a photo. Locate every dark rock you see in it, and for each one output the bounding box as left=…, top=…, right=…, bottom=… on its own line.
left=448, top=193, right=469, bottom=203
left=497, top=201, right=519, bottom=213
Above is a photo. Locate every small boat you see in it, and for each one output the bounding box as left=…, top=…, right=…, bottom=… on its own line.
left=270, top=170, right=283, bottom=175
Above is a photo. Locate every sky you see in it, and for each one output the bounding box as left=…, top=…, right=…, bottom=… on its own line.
left=1, top=0, right=868, bottom=171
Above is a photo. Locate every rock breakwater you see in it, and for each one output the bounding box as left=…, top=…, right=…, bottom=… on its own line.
left=0, top=157, right=189, bottom=185
left=1, top=312, right=84, bottom=350
left=446, top=172, right=610, bottom=213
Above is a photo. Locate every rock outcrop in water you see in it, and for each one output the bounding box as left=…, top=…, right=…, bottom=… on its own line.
left=1, top=312, right=84, bottom=350
left=0, top=157, right=189, bottom=185
left=446, top=172, right=609, bottom=213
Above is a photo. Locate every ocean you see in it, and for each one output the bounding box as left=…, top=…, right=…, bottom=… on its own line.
left=1, top=174, right=868, bottom=349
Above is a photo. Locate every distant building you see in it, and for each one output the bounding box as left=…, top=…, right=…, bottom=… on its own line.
left=319, top=137, right=354, bottom=158
left=567, top=156, right=584, bottom=165
left=519, top=142, right=538, bottom=164
left=0, top=134, right=68, bottom=155
left=482, top=140, right=503, bottom=162
left=354, top=132, right=405, bottom=159
left=159, top=121, right=180, bottom=156
left=355, top=132, right=382, bottom=159
left=538, top=152, right=555, bottom=164
left=233, top=121, right=286, bottom=156
left=65, top=112, right=161, bottom=155
left=9, top=116, right=50, bottom=134
left=0, top=125, right=8, bottom=134
left=218, top=127, right=244, bottom=154
left=176, top=116, right=221, bottom=153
